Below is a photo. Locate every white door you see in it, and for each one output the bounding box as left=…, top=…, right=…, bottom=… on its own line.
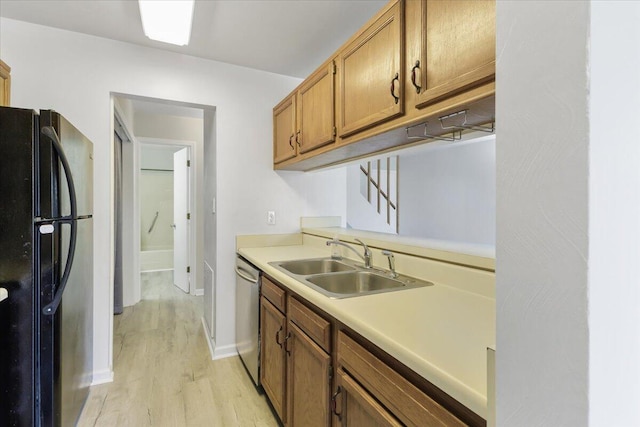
left=173, top=148, right=190, bottom=293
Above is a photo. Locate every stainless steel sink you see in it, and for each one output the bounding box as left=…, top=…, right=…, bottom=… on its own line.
left=269, top=258, right=433, bottom=299
left=307, top=271, right=405, bottom=294
left=276, top=258, right=356, bottom=275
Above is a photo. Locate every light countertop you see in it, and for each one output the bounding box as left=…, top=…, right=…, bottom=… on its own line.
left=238, top=241, right=495, bottom=419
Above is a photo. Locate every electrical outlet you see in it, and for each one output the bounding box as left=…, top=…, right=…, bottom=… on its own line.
left=267, top=211, right=276, bottom=225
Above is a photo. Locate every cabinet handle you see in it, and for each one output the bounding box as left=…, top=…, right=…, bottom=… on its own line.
left=288, top=134, right=294, bottom=150
left=284, top=331, right=292, bottom=356
left=275, top=325, right=283, bottom=348
left=411, top=60, right=422, bottom=94
left=390, top=73, right=400, bottom=104
left=331, top=386, right=342, bottom=420
left=295, top=130, right=301, bottom=147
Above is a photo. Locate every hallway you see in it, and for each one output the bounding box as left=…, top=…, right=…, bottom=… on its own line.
left=78, top=271, right=277, bottom=426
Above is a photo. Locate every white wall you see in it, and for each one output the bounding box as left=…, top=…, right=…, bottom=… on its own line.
left=345, top=162, right=397, bottom=235
left=346, top=136, right=496, bottom=245
left=496, top=2, right=590, bottom=424
left=589, top=2, right=640, bottom=425
left=140, top=145, right=180, bottom=170
left=203, top=109, right=217, bottom=340
left=399, top=137, right=495, bottom=245
left=0, top=18, right=347, bottom=378
left=497, top=1, right=640, bottom=425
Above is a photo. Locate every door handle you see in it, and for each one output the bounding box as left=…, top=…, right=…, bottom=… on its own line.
left=235, top=267, right=259, bottom=283
left=41, top=126, right=78, bottom=316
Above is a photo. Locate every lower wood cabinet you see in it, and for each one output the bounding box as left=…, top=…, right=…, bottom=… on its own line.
left=260, top=296, right=287, bottom=422
left=334, top=369, right=402, bottom=427
left=260, top=279, right=332, bottom=427
left=286, top=322, right=331, bottom=427
left=336, top=331, right=468, bottom=427
left=259, top=275, right=485, bottom=427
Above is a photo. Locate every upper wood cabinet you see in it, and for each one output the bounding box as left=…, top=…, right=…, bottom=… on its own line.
left=272, top=0, right=496, bottom=171
left=297, top=61, right=336, bottom=154
left=337, top=0, right=404, bottom=138
left=0, top=60, right=11, bottom=107
left=273, top=60, right=336, bottom=165
left=411, top=0, right=496, bottom=109
left=273, top=94, right=297, bottom=164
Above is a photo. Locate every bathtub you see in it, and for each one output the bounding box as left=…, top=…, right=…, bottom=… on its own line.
left=140, top=249, right=173, bottom=272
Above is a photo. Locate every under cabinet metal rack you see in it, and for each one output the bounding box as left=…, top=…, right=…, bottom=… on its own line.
left=406, top=109, right=495, bottom=142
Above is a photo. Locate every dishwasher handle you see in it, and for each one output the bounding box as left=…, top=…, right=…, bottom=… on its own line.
left=235, top=266, right=259, bottom=284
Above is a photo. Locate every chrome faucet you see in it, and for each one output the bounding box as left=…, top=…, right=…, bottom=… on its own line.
left=326, top=238, right=373, bottom=268
left=381, top=250, right=398, bottom=278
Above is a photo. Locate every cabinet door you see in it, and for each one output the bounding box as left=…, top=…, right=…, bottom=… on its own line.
left=413, top=0, right=495, bottom=108
left=297, top=61, right=336, bottom=154
left=337, top=0, right=403, bottom=138
left=334, top=370, right=402, bottom=427
left=273, top=94, right=297, bottom=164
left=260, top=297, right=287, bottom=423
left=286, top=322, right=331, bottom=427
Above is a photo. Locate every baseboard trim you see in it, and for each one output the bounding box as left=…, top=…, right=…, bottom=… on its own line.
left=201, top=317, right=216, bottom=360
left=212, top=344, right=238, bottom=360
left=200, top=317, right=237, bottom=360
left=91, top=369, right=114, bottom=385
left=194, top=288, right=204, bottom=296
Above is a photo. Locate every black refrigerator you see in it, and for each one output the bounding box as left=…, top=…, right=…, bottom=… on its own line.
left=0, top=107, right=93, bottom=426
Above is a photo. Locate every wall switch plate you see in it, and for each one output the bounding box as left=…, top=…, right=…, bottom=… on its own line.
left=267, top=211, right=276, bottom=225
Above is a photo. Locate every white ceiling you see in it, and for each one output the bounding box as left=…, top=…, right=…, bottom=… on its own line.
left=0, top=0, right=387, bottom=78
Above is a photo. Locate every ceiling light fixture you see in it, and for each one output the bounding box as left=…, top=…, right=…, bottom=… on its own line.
left=138, top=0, right=195, bottom=46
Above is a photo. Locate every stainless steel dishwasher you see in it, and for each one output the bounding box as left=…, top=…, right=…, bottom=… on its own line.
left=235, top=255, right=261, bottom=386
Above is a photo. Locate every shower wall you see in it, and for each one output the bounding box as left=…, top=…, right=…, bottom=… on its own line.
left=140, top=146, right=177, bottom=271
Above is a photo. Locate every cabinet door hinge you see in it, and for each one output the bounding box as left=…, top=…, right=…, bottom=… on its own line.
left=328, top=365, right=333, bottom=381
left=332, top=126, right=337, bottom=137
left=332, top=62, right=336, bottom=75
left=187, top=266, right=191, bottom=273
left=187, top=213, right=191, bottom=220
left=187, top=160, right=191, bottom=167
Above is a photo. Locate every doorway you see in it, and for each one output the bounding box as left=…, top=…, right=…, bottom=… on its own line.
left=112, top=94, right=208, bottom=306
left=138, top=140, right=194, bottom=294
left=111, top=93, right=218, bottom=374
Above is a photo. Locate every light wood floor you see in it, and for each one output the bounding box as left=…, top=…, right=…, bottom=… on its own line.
left=78, top=271, right=278, bottom=427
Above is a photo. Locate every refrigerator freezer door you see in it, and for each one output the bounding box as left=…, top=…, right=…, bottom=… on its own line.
left=39, top=110, right=93, bottom=219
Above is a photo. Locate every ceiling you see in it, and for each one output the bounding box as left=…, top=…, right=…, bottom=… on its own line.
left=0, top=0, right=387, bottom=78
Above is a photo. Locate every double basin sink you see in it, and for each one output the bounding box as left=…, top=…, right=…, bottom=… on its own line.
left=269, top=258, right=433, bottom=299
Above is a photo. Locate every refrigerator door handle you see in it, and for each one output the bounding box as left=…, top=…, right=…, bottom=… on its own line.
left=41, top=126, right=79, bottom=315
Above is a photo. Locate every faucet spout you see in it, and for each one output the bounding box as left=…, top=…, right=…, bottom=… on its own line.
left=354, top=239, right=373, bottom=268
left=326, top=238, right=373, bottom=268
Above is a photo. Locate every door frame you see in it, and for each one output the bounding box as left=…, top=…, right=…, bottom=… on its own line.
left=135, top=137, right=197, bottom=299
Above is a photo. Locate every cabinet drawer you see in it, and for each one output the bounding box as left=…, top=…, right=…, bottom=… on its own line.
left=337, top=332, right=466, bottom=427
left=262, top=276, right=286, bottom=312
left=288, top=297, right=331, bottom=353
